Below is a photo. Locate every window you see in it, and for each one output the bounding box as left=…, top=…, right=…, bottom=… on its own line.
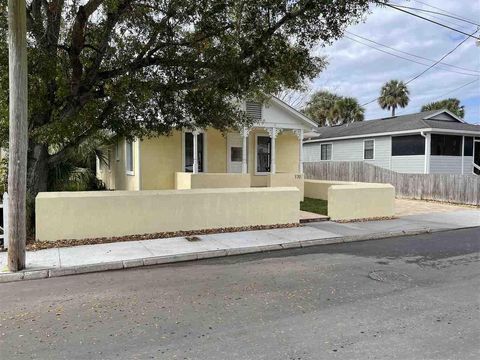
left=464, top=137, right=473, bottom=156
left=256, top=136, right=271, bottom=173
left=231, top=147, right=242, bottom=162
left=184, top=132, right=204, bottom=172
left=125, top=141, right=134, bottom=174
left=320, top=144, right=332, bottom=161
left=392, top=135, right=425, bottom=156
left=115, top=141, right=120, bottom=161
left=363, top=140, right=374, bottom=160
left=431, top=134, right=462, bottom=156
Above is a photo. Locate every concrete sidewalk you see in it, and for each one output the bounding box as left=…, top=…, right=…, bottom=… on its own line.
left=1, top=209, right=479, bottom=283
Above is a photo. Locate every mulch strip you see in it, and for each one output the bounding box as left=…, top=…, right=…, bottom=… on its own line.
left=24, top=223, right=301, bottom=251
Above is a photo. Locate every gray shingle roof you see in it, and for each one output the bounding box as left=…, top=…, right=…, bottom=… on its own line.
left=305, top=110, right=480, bottom=141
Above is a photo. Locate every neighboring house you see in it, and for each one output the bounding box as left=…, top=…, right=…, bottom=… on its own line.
left=303, top=110, right=480, bottom=175
left=97, top=96, right=317, bottom=190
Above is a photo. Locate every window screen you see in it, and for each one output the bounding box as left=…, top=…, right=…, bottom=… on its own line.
left=320, top=144, right=332, bottom=160
left=364, top=140, right=374, bottom=160
left=256, top=136, right=271, bottom=172
left=392, top=135, right=425, bottom=156
left=431, top=134, right=462, bottom=156
left=464, top=137, right=473, bottom=156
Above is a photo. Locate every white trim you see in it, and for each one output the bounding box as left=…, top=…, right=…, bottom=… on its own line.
left=269, top=96, right=318, bottom=129
left=424, top=109, right=465, bottom=123
left=303, top=128, right=480, bottom=143
left=363, top=139, right=375, bottom=160
left=254, top=133, right=271, bottom=175
left=320, top=143, right=333, bottom=161
left=461, top=136, right=465, bottom=175
left=474, top=139, right=480, bottom=175
left=181, top=129, right=208, bottom=173
left=125, top=140, right=134, bottom=176
left=136, top=140, right=141, bottom=190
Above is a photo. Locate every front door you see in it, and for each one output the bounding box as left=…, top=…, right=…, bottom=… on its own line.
left=227, top=133, right=243, bottom=173
left=474, top=140, right=480, bottom=175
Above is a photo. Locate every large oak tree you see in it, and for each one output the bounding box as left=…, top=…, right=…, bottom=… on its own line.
left=0, top=0, right=372, bottom=220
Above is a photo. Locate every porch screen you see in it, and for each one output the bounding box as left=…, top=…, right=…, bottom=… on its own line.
left=257, top=136, right=271, bottom=173
left=185, top=133, right=204, bottom=172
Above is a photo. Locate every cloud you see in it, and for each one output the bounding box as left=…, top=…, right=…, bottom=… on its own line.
left=311, top=0, right=480, bottom=123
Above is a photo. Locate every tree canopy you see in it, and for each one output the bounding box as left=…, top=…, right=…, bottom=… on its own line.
left=0, top=0, right=373, bottom=197
left=378, top=79, right=409, bottom=117
left=303, top=90, right=364, bottom=126
left=421, top=98, right=465, bottom=118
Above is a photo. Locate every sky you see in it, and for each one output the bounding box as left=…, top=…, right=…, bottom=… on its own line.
left=310, top=0, right=480, bottom=124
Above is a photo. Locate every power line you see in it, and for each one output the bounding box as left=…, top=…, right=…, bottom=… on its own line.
left=360, top=27, right=479, bottom=107
left=378, top=2, right=480, bottom=40
left=412, top=0, right=479, bottom=25
left=390, top=4, right=480, bottom=27
left=346, top=31, right=480, bottom=74
left=344, top=35, right=478, bottom=77
left=429, top=78, right=479, bottom=102
left=405, top=28, right=479, bottom=84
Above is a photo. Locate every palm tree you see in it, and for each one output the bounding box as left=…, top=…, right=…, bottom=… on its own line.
left=421, top=98, right=465, bottom=118
left=330, top=97, right=365, bottom=124
left=378, top=80, right=410, bottom=117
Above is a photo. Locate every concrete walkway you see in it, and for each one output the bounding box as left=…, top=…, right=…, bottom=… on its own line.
left=1, top=209, right=479, bottom=283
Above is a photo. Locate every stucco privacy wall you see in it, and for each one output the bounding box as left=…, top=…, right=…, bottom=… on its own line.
left=304, top=180, right=353, bottom=200
left=267, top=173, right=304, bottom=200
left=174, top=173, right=251, bottom=189
left=36, top=188, right=299, bottom=242
left=328, top=184, right=395, bottom=221
left=304, top=180, right=395, bottom=220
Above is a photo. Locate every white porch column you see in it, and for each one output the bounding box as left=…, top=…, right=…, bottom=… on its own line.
left=267, top=127, right=279, bottom=174
left=424, top=133, right=431, bottom=174
left=192, top=130, right=199, bottom=174
left=241, top=127, right=249, bottom=174
left=293, top=129, right=304, bottom=174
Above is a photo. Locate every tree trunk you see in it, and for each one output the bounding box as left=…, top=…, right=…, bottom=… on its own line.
left=7, top=0, right=28, bottom=271
left=392, top=107, right=396, bottom=117
left=26, top=143, right=50, bottom=237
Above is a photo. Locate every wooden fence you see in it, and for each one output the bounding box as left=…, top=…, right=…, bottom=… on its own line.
left=303, top=162, right=480, bottom=206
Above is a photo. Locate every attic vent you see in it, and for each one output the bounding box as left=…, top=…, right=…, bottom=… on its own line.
left=246, top=101, right=262, bottom=121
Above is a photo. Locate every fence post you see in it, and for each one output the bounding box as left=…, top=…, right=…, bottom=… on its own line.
left=3, top=192, right=8, bottom=249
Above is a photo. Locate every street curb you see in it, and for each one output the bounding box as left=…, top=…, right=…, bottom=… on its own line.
left=0, top=225, right=476, bottom=284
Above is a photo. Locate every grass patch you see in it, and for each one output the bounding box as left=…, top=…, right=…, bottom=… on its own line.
left=300, top=197, right=328, bottom=215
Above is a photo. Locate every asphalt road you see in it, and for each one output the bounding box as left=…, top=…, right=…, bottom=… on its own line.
left=1, top=228, right=479, bottom=360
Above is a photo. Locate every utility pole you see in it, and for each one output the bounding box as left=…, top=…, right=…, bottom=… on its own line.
left=7, top=0, right=28, bottom=271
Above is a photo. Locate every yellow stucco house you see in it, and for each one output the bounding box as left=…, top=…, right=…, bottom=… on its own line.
left=97, top=97, right=317, bottom=193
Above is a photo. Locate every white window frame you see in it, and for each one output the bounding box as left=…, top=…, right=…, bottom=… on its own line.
left=255, top=133, right=271, bottom=175
left=320, top=143, right=333, bottom=161
left=363, top=139, right=375, bottom=160
left=125, top=140, right=135, bottom=175
left=181, top=129, right=208, bottom=173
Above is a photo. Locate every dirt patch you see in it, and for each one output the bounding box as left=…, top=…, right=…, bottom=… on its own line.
left=334, top=216, right=396, bottom=223
left=20, top=223, right=301, bottom=251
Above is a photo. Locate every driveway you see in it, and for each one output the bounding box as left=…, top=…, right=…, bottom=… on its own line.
left=395, top=198, right=474, bottom=217
left=0, top=228, right=479, bottom=359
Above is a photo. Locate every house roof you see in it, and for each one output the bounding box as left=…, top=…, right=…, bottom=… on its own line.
left=304, top=110, right=480, bottom=142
